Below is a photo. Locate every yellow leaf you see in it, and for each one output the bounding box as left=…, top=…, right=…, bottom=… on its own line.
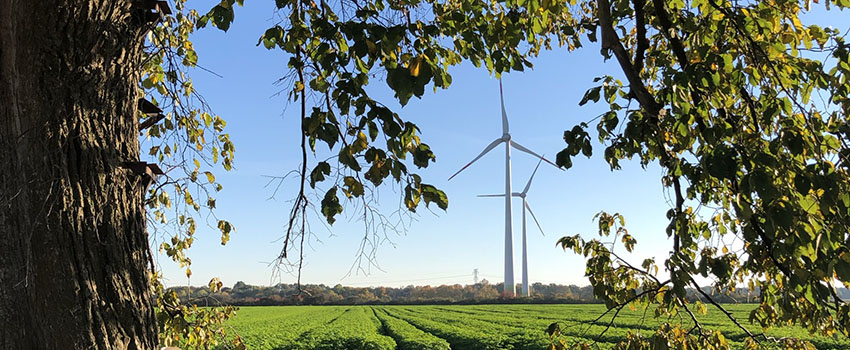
left=409, top=56, right=422, bottom=77
left=792, top=16, right=803, bottom=30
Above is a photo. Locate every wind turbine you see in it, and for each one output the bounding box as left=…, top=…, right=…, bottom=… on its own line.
left=479, top=158, right=546, bottom=297
left=448, top=81, right=557, bottom=296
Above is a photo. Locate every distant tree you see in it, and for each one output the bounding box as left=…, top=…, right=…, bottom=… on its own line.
left=475, top=284, right=500, bottom=301
left=354, top=290, right=378, bottom=303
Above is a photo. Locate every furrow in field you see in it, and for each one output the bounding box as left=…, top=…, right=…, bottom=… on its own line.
left=229, top=306, right=348, bottom=350
left=283, top=306, right=397, bottom=350
left=436, top=304, right=746, bottom=346
left=397, top=305, right=638, bottom=347
left=466, top=304, right=611, bottom=323
left=463, top=305, right=850, bottom=350
left=380, top=306, right=513, bottom=350
left=372, top=307, right=451, bottom=350
left=387, top=306, right=567, bottom=350
left=432, top=305, right=582, bottom=323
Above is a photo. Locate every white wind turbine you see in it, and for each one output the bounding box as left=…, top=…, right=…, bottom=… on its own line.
left=478, top=158, right=546, bottom=297
left=448, top=81, right=557, bottom=296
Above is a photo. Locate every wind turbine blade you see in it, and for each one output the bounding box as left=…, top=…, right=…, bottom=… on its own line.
left=500, top=80, right=509, bottom=134
left=478, top=193, right=522, bottom=197
left=525, top=200, right=545, bottom=236
left=521, top=158, right=544, bottom=195
left=448, top=138, right=504, bottom=180
left=510, top=140, right=559, bottom=169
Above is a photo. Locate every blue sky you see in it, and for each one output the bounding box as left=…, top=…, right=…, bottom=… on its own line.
left=153, top=1, right=845, bottom=288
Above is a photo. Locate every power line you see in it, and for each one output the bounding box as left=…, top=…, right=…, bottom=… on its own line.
left=339, top=274, right=471, bottom=286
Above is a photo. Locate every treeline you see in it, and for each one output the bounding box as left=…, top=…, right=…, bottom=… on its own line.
left=166, top=281, right=794, bottom=306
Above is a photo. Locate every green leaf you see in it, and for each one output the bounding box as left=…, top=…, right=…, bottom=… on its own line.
left=260, top=27, right=283, bottom=49
left=706, top=145, right=737, bottom=180
left=579, top=86, right=602, bottom=106
left=352, top=131, right=369, bottom=153
left=217, top=220, right=233, bottom=245
left=420, top=184, right=448, bottom=210
left=339, top=146, right=362, bottom=171
left=342, top=176, right=365, bottom=198
left=321, top=187, right=343, bottom=225
left=404, top=184, right=421, bottom=211
left=209, top=5, right=234, bottom=32
left=310, top=162, right=331, bottom=188
left=555, top=149, right=573, bottom=169
left=413, top=144, right=436, bottom=168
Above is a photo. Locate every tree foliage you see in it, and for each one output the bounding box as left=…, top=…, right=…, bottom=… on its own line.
left=164, top=280, right=637, bottom=304
left=140, top=1, right=242, bottom=348
left=145, top=0, right=850, bottom=348
left=552, top=0, right=850, bottom=348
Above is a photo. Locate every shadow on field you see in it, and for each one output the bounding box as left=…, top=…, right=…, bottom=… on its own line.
left=272, top=337, right=395, bottom=350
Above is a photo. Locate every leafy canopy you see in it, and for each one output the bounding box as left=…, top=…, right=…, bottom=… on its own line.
left=553, top=0, right=850, bottom=348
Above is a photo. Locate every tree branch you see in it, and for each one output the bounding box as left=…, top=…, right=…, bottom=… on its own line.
left=748, top=216, right=794, bottom=278
left=650, top=0, right=689, bottom=68
left=632, top=0, right=649, bottom=73
left=689, top=276, right=762, bottom=343
left=598, top=0, right=688, bottom=293
left=582, top=282, right=669, bottom=347
left=597, top=0, right=663, bottom=115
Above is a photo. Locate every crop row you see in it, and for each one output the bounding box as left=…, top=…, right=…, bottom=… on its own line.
left=386, top=306, right=568, bottom=350
left=284, top=307, right=396, bottom=350
left=373, top=308, right=451, bottom=350
left=227, top=306, right=346, bottom=349
left=441, top=304, right=850, bottom=350
left=225, top=305, right=850, bottom=350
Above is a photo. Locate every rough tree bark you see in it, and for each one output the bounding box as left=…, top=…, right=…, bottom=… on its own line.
left=0, top=1, right=156, bottom=349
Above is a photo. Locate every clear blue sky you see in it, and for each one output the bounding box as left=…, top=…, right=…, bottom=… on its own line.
left=153, top=1, right=845, bottom=288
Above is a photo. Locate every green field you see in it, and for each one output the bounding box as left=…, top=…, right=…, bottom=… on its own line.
left=226, top=304, right=849, bottom=349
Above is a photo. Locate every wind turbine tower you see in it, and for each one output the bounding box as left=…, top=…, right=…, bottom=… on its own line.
left=449, top=81, right=558, bottom=296
left=479, top=158, right=547, bottom=296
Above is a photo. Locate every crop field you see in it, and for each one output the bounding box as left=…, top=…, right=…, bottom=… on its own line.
left=226, top=304, right=850, bottom=349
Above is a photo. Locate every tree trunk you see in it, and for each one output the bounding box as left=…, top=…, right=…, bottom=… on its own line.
left=0, top=1, right=156, bottom=349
